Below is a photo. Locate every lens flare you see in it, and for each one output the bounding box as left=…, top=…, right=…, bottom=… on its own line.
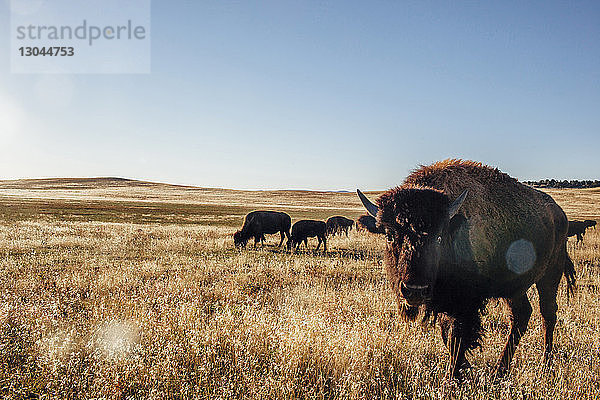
left=506, top=239, right=536, bottom=274
left=0, top=94, right=25, bottom=142
left=95, top=321, right=140, bottom=360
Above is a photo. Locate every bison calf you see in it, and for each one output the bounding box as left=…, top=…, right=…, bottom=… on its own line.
left=326, top=216, right=354, bottom=236
left=288, top=220, right=327, bottom=251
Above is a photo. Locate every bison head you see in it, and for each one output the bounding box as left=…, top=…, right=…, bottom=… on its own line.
left=357, top=188, right=467, bottom=307
left=233, top=230, right=248, bottom=248
left=584, top=219, right=597, bottom=229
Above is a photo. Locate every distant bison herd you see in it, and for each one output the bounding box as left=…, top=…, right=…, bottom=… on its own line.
left=233, top=211, right=382, bottom=252
left=232, top=159, right=596, bottom=381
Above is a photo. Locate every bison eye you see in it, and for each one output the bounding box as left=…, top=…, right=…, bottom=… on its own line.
left=436, top=235, right=442, bottom=244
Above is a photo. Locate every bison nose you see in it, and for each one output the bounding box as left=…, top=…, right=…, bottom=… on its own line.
left=400, top=282, right=431, bottom=304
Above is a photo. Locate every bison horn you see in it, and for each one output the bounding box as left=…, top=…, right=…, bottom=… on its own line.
left=448, top=190, right=468, bottom=219
left=357, top=189, right=379, bottom=217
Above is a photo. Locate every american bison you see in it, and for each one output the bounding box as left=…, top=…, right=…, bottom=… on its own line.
left=567, top=219, right=596, bottom=243
left=233, top=211, right=291, bottom=248
left=326, top=216, right=354, bottom=236
left=357, top=159, right=575, bottom=379
left=356, top=214, right=384, bottom=234
left=288, top=220, right=327, bottom=251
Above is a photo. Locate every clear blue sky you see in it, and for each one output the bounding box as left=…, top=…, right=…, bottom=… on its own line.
left=1, top=1, right=599, bottom=190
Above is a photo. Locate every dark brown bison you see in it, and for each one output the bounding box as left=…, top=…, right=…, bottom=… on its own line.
left=326, top=216, right=354, bottom=236
left=288, top=220, right=327, bottom=251
left=356, top=214, right=384, bottom=234
left=567, top=220, right=596, bottom=243
left=233, top=211, right=291, bottom=248
left=357, top=160, right=575, bottom=379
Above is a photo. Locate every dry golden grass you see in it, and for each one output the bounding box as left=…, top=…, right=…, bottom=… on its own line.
left=0, top=179, right=598, bottom=399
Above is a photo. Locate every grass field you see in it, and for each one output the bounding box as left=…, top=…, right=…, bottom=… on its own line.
left=1, top=178, right=599, bottom=399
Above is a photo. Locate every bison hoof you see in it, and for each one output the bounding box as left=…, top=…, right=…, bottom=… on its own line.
left=493, top=363, right=509, bottom=380
left=448, top=360, right=472, bottom=382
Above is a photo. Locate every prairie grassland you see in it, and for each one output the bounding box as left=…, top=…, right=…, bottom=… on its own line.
left=0, top=179, right=599, bottom=399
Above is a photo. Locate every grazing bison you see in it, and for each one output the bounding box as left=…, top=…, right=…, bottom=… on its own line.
left=567, top=219, right=597, bottom=243
left=326, top=216, right=354, bottom=236
left=357, top=160, right=575, bottom=379
left=233, top=211, right=291, bottom=248
left=356, top=214, right=384, bottom=234
left=288, top=220, right=327, bottom=251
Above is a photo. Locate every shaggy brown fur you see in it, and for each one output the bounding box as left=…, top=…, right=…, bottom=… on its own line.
left=370, top=159, right=575, bottom=379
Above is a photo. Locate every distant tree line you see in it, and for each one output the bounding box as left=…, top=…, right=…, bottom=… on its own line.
left=523, top=179, right=600, bottom=188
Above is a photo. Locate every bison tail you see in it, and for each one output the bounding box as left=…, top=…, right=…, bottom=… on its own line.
left=564, top=248, right=576, bottom=298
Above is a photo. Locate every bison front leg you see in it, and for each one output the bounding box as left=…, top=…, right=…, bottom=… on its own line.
left=439, top=315, right=472, bottom=379
left=495, top=295, right=532, bottom=377
left=278, top=231, right=285, bottom=247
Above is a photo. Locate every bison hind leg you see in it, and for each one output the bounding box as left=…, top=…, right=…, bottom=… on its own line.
left=535, top=266, right=563, bottom=364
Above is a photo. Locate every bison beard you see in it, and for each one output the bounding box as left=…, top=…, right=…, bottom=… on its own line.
left=358, top=159, right=576, bottom=380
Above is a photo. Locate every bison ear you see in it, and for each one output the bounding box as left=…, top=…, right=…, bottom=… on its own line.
left=448, top=190, right=468, bottom=219
left=357, top=189, right=379, bottom=218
